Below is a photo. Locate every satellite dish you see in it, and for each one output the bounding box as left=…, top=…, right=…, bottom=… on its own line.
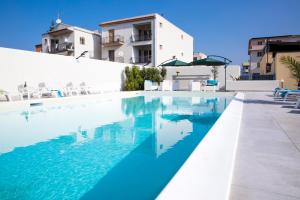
left=56, top=18, right=62, bottom=24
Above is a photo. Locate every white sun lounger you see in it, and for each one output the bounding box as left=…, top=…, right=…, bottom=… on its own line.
left=0, top=90, right=11, bottom=101
left=64, top=82, right=79, bottom=96
left=295, top=97, right=300, bottom=109
left=283, top=90, right=300, bottom=101
left=18, top=84, right=40, bottom=100
left=38, top=82, right=57, bottom=98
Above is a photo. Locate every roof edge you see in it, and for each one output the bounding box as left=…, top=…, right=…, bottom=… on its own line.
left=99, top=13, right=157, bottom=27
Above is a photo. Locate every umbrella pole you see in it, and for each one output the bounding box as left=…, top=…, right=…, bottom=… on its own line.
left=224, top=64, right=227, bottom=92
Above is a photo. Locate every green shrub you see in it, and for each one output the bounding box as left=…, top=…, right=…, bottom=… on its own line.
left=141, top=67, right=163, bottom=84
left=124, top=66, right=144, bottom=91
left=124, top=66, right=164, bottom=91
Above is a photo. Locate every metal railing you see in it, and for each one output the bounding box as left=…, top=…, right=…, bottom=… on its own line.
left=50, top=42, right=74, bottom=53
left=115, top=56, right=124, bottom=63
left=102, top=56, right=125, bottom=63
left=131, top=34, right=152, bottom=42
left=131, top=56, right=152, bottom=64
left=102, top=35, right=124, bottom=46
left=252, top=73, right=275, bottom=80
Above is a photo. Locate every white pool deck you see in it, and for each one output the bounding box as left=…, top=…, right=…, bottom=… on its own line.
left=230, top=92, right=300, bottom=200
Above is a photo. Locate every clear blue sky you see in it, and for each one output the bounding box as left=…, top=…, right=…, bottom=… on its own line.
left=0, top=0, right=300, bottom=64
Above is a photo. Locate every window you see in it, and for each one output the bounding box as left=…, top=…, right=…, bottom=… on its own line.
left=44, top=39, right=47, bottom=45
left=257, top=41, right=263, bottom=45
left=257, top=52, right=263, bottom=57
left=181, top=52, right=184, bottom=56
left=172, top=55, right=176, bottom=59
left=80, top=37, right=85, bottom=45
left=108, top=50, right=115, bottom=61
left=266, top=63, right=272, bottom=73
left=160, top=44, right=163, bottom=50
left=181, top=34, right=184, bottom=40
left=159, top=22, right=163, bottom=28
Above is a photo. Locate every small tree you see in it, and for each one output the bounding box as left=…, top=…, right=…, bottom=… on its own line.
left=280, top=56, right=300, bottom=88
left=141, top=67, right=163, bottom=85
left=211, top=66, right=219, bottom=80
left=161, top=67, right=167, bottom=80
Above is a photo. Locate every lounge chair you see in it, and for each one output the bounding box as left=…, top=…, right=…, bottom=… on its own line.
left=64, top=82, right=79, bottom=96
left=79, top=82, right=89, bottom=95
left=18, top=84, right=40, bottom=100
left=282, top=90, right=300, bottom=101
left=295, top=97, right=300, bottom=109
left=38, top=82, right=57, bottom=98
left=203, top=80, right=219, bottom=92
left=0, top=90, right=11, bottom=101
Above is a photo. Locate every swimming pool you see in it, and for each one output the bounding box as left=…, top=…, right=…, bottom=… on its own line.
left=0, top=93, right=232, bottom=200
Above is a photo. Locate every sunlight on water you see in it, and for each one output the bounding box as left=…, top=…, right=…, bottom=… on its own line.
left=0, top=95, right=232, bottom=200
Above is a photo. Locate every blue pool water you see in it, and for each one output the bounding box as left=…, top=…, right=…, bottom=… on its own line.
left=0, top=95, right=232, bottom=200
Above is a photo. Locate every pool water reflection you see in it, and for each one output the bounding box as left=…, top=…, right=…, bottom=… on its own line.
left=0, top=95, right=231, bottom=200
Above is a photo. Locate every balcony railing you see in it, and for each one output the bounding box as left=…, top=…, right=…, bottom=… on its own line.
left=49, top=42, right=74, bottom=53
left=102, top=35, right=124, bottom=47
left=131, top=56, right=152, bottom=64
left=131, top=34, right=152, bottom=42
left=102, top=56, right=125, bottom=63
left=115, top=56, right=124, bottom=63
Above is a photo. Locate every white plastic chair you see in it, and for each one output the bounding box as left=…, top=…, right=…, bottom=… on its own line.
left=38, top=82, right=57, bottom=98
left=64, top=82, right=79, bottom=96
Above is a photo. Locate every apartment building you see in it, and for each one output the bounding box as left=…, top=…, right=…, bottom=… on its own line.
left=248, top=35, right=300, bottom=76
left=259, top=42, right=300, bottom=89
left=100, top=13, right=193, bottom=66
left=41, top=19, right=102, bottom=59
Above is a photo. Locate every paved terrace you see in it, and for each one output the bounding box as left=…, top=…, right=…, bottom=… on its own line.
left=230, top=92, right=300, bottom=200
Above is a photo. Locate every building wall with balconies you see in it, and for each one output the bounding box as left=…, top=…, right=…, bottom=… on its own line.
left=101, top=19, right=154, bottom=65
left=41, top=23, right=102, bottom=60
left=100, top=14, right=194, bottom=66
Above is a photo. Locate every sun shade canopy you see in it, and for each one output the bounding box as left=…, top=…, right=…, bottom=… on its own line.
left=190, top=58, right=227, bottom=66
left=161, top=59, right=190, bottom=66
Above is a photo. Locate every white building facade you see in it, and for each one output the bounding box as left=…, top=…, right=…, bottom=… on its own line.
left=100, top=14, right=193, bottom=66
left=41, top=20, right=102, bottom=59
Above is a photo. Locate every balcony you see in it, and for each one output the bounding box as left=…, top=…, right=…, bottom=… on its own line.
left=102, top=35, right=124, bottom=47
left=115, top=56, right=124, bottom=63
left=49, top=42, right=74, bottom=54
left=131, top=34, right=152, bottom=42
left=249, top=44, right=265, bottom=51
left=102, top=56, right=124, bottom=63
left=131, top=56, right=152, bottom=64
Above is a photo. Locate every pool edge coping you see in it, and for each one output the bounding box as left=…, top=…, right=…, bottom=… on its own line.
left=156, top=92, right=244, bottom=200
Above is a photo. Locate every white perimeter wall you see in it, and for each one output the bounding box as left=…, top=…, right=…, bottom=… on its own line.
left=0, top=47, right=131, bottom=94
left=227, top=80, right=280, bottom=91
